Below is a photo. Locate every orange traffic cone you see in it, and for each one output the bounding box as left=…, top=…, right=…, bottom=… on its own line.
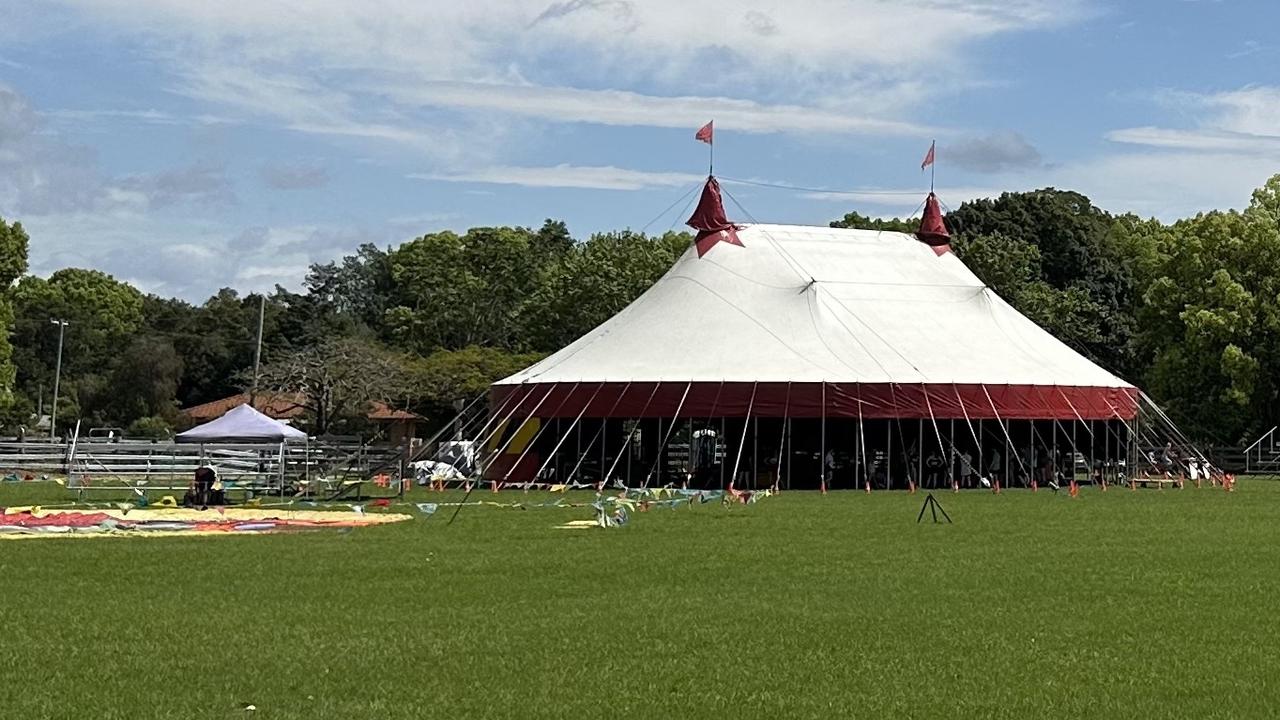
left=820, top=478, right=828, bottom=495
left=1069, top=480, right=1079, bottom=498
left=908, top=480, right=916, bottom=495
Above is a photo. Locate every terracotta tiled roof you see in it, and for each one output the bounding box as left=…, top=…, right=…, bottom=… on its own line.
left=366, top=401, right=422, bottom=421
left=181, top=393, right=307, bottom=421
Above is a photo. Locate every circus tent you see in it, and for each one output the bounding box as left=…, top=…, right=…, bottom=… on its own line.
left=481, top=178, right=1142, bottom=489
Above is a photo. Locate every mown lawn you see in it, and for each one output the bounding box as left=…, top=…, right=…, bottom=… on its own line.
left=1, top=479, right=1278, bottom=719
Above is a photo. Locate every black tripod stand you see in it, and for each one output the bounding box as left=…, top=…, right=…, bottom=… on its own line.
left=916, top=493, right=952, bottom=524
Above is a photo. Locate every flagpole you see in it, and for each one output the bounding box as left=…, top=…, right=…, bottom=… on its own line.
left=930, top=139, right=935, bottom=193
left=709, top=124, right=715, bottom=176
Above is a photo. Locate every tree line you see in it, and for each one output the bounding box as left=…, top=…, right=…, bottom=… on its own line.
left=2, top=174, right=1279, bottom=445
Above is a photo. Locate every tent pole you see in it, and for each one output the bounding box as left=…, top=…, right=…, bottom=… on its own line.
left=534, top=382, right=605, bottom=484
left=473, top=384, right=542, bottom=475
left=918, top=418, right=924, bottom=490
left=752, top=415, right=758, bottom=490
left=501, top=381, right=581, bottom=485
left=778, top=417, right=788, bottom=489
left=644, top=381, right=692, bottom=486
left=820, top=383, right=827, bottom=490
left=477, top=383, right=560, bottom=481
left=687, top=416, right=693, bottom=487
left=1003, top=418, right=1010, bottom=487
left=887, top=412, right=893, bottom=491
left=948, top=418, right=955, bottom=488
left=603, top=383, right=661, bottom=487
left=729, top=384, right=758, bottom=489
left=774, top=383, right=791, bottom=491
left=857, top=388, right=867, bottom=490
left=720, top=416, right=726, bottom=490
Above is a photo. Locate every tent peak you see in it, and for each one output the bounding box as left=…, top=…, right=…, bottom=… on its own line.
left=916, top=191, right=951, bottom=256
left=686, top=175, right=743, bottom=258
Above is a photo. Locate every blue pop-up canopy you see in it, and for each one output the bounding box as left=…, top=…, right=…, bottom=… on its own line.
left=176, top=403, right=308, bottom=443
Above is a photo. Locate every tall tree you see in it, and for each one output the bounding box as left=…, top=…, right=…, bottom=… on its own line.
left=949, top=189, right=1139, bottom=377
left=524, top=230, right=689, bottom=351
left=0, top=217, right=28, bottom=414
left=385, top=225, right=568, bottom=353
left=1135, top=178, right=1280, bottom=442
left=10, top=268, right=144, bottom=414
left=253, top=339, right=412, bottom=435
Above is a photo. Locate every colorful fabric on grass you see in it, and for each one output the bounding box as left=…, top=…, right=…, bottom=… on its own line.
left=0, top=507, right=411, bottom=540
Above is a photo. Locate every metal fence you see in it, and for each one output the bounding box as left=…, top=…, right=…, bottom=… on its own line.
left=0, top=436, right=409, bottom=493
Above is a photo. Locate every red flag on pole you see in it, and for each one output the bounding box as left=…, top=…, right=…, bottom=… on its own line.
left=920, top=140, right=935, bottom=170
left=695, top=120, right=714, bottom=145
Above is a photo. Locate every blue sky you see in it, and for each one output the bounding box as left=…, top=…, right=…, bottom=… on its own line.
left=0, top=0, right=1278, bottom=299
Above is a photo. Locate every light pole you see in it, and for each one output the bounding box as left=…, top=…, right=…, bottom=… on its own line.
left=49, top=319, right=67, bottom=440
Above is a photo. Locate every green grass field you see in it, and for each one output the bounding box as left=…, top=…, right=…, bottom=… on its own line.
left=2, top=480, right=1278, bottom=719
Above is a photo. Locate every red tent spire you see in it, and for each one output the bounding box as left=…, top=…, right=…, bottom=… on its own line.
left=916, top=192, right=950, bottom=256
left=686, top=176, right=743, bottom=258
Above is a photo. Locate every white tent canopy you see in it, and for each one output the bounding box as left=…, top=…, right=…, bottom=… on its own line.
left=494, top=222, right=1136, bottom=421
left=176, top=403, right=308, bottom=443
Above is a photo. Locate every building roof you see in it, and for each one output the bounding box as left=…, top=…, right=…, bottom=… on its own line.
left=183, top=395, right=421, bottom=423
left=367, top=402, right=422, bottom=421
left=181, top=393, right=306, bottom=421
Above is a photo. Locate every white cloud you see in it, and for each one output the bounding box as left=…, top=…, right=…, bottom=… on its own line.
left=412, top=164, right=704, bottom=191
left=32, top=0, right=1087, bottom=154
left=383, top=82, right=931, bottom=137
left=1107, top=86, right=1280, bottom=153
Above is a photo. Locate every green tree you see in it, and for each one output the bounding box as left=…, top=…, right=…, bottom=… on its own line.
left=385, top=224, right=570, bottom=353
left=10, top=269, right=144, bottom=422
left=0, top=217, right=29, bottom=414
left=408, top=345, right=546, bottom=425
left=524, top=230, right=689, bottom=351
left=1135, top=179, right=1280, bottom=442
left=829, top=210, right=917, bottom=233
left=304, top=243, right=394, bottom=333
left=949, top=189, right=1140, bottom=377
